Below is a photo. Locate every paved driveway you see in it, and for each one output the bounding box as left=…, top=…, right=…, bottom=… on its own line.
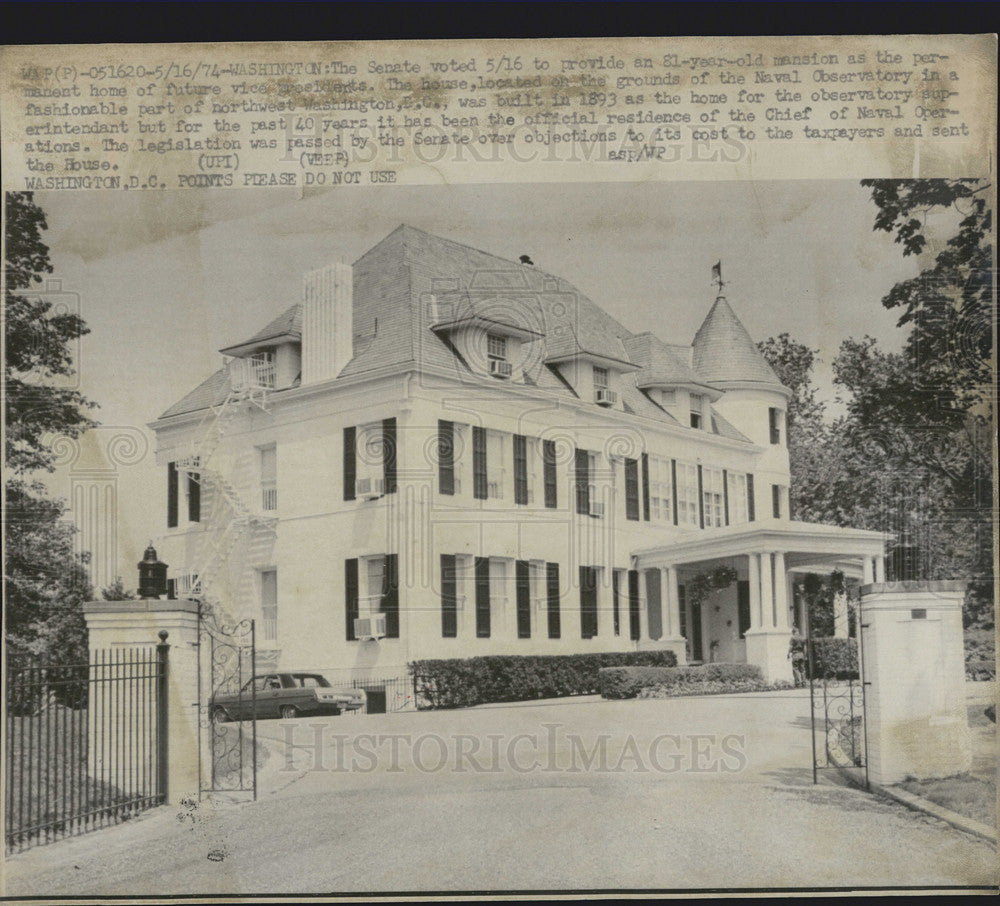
left=5, top=689, right=996, bottom=896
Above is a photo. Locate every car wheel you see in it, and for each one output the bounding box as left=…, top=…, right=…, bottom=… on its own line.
left=280, top=705, right=298, bottom=720
left=210, top=707, right=228, bottom=724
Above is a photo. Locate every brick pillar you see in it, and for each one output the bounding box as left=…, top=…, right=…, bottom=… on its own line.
left=861, top=581, right=971, bottom=785
left=83, top=598, right=202, bottom=804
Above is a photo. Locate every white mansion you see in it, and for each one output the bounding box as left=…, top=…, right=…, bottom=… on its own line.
left=151, top=225, right=885, bottom=698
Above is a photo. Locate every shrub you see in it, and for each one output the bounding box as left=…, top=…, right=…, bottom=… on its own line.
left=808, top=637, right=858, bottom=680
left=410, top=650, right=678, bottom=709
left=965, top=629, right=996, bottom=680
left=600, top=663, right=766, bottom=699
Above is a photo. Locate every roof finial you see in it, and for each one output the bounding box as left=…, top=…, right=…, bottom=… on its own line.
left=711, top=260, right=726, bottom=296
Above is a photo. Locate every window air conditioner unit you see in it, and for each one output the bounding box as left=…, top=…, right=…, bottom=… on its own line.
left=595, top=388, right=617, bottom=407
left=589, top=500, right=605, bottom=517
left=354, top=614, right=387, bottom=640
left=355, top=477, right=386, bottom=500
left=489, top=359, right=513, bottom=379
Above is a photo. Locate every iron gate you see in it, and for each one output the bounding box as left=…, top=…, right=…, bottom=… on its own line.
left=808, top=597, right=870, bottom=788
left=197, top=604, right=258, bottom=799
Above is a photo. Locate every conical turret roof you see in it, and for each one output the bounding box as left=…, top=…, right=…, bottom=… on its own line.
left=691, top=296, right=786, bottom=390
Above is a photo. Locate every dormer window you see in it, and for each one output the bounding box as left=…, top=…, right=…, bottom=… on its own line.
left=689, top=410, right=702, bottom=429
left=487, top=334, right=507, bottom=362
left=593, top=366, right=608, bottom=389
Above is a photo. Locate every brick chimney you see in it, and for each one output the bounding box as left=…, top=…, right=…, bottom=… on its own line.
left=302, top=263, right=353, bottom=384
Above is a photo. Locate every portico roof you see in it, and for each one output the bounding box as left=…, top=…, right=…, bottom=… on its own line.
left=632, top=519, right=888, bottom=568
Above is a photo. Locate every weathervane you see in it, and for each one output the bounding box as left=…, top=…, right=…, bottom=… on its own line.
left=711, top=261, right=726, bottom=294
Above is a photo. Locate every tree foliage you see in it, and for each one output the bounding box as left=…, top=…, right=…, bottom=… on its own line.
left=5, top=192, right=97, bottom=660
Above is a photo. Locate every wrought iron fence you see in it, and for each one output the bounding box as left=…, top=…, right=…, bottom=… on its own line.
left=5, top=646, right=167, bottom=853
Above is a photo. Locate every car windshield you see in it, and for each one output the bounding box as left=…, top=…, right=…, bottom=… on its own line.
left=291, top=674, right=331, bottom=688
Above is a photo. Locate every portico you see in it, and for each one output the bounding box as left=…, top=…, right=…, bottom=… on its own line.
left=633, top=520, right=887, bottom=683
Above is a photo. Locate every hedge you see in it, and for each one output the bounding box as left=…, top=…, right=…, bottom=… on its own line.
left=410, top=651, right=678, bottom=709
left=807, top=637, right=858, bottom=680
left=600, top=663, right=767, bottom=700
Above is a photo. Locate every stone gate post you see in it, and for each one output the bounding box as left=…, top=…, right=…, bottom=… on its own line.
left=860, top=580, right=972, bottom=785
left=83, top=598, right=202, bottom=804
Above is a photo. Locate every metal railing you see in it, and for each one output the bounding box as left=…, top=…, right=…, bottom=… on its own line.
left=5, top=645, right=167, bottom=853
left=261, top=481, right=277, bottom=512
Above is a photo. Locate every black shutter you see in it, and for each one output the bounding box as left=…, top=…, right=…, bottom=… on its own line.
left=472, top=426, right=487, bottom=500
left=441, top=554, right=457, bottom=638
left=769, top=407, right=780, bottom=445
left=671, top=459, right=678, bottom=526
left=475, top=556, right=491, bottom=637
left=747, top=474, right=756, bottom=522
left=772, top=484, right=781, bottom=519
left=697, top=464, right=704, bottom=529
left=167, top=462, right=178, bottom=528
left=546, top=562, right=561, bottom=639
left=438, top=421, right=455, bottom=496
left=580, top=566, right=598, bottom=639
left=188, top=472, right=200, bottom=523
left=381, top=553, right=399, bottom=638
left=543, top=439, right=557, bottom=509
left=516, top=559, right=531, bottom=638
left=624, top=458, right=640, bottom=521
left=641, top=452, right=650, bottom=521
left=382, top=418, right=397, bottom=494
left=513, top=434, right=528, bottom=505
left=612, top=571, right=621, bottom=636
left=737, top=580, right=751, bottom=639
left=345, top=557, right=359, bottom=641
left=628, top=569, right=641, bottom=641
left=574, top=448, right=590, bottom=514
left=723, top=469, right=730, bottom=526
left=343, top=426, right=356, bottom=501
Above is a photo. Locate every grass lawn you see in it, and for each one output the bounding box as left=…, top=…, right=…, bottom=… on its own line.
left=897, top=703, right=997, bottom=829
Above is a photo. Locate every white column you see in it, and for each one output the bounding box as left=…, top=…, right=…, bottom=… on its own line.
left=596, top=568, right=614, bottom=645
left=747, top=552, right=762, bottom=630
left=832, top=589, right=850, bottom=639
left=863, top=556, right=875, bottom=585
left=760, top=553, right=774, bottom=629
left=660, top=567, right=673, bottom=636
left=874, top=554, right=886, bottom=584
left=773, top=552, right=790, bottom=629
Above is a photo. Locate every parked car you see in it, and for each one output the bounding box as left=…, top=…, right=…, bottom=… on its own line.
left=209, top=672, right=366, bottom=722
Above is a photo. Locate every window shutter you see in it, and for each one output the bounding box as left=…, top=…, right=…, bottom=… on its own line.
left=579, top=566, right=598, bottom=639
left=381, top=553, right=399, bottom=638
left=516, top=559, right=531, bottom=638
left=472, top=426, right=487, bottom=500
left=624, top=458, right=640, bottom=521
left=641, top=452, right=651, bottom=521
left=697, top=464, right=705, bottom=529
left=612, top=571, right=621, bottom=636
left=737, top=580, right=751, bottom=638
left=546, top=562, right=561, bottom=639
left=343, top=426, right=356, bottom=501
left=345, top=558, right=359, bottom=641
left=543, top=439, right=557, bottom=509
left=574, top=448, right=590, bottom=514
left=441, top=554, right=457, bottom=638
left=671, top=459, right=678, bottom=526
left=747, top=474, right=756, bottom=522
left=723, top=469, right=730, bottom=526
left=382, top=418, right=397, bottom=494
left=772, top=484, right=781, bottom=519
left=475, top=556, right=491, bottom=637
left=628, top=569, right=641, bottom=641
left=513, top=434, right=528, bottom=505
left=769, top=408, right=780, bottom=445
left=188, top=472, right=200, bottom=523
left=167, top=462, right=178, bottom=528
left=438, top=421, right=455, bottom=495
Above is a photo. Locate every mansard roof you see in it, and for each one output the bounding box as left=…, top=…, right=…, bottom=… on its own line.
left=157, top=226, right=778, bottom=439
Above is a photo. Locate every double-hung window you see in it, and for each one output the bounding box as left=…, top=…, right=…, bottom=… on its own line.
left=487, top=334, right=507, bottom=362
left=675, top=462, right=700, bottom=527
left=648, top=455, right=672, bottom=522
left=702, top=467, right=725, bottom=528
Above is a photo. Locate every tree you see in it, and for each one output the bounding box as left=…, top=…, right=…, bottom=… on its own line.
left=5, top=192, right=97, bottom=661
left=101, top=577, right=136, bottom=601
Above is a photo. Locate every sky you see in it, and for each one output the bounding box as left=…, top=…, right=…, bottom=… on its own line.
left=34, top=179, right=921, bottom=587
